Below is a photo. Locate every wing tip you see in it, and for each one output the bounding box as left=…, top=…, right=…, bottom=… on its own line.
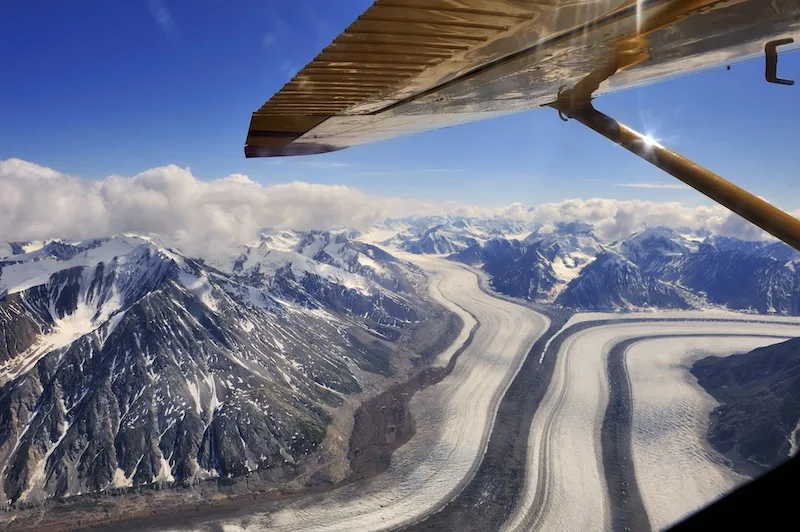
left=245, top=113, right=341, bottom=157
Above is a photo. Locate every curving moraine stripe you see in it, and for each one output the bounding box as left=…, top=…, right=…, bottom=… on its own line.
left=504, top=317, right=800, bottom=532
left=603, top=333, right=790, bottom=532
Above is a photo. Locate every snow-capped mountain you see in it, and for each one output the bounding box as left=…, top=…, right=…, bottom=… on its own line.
left=555, top=252, right=692, bottom=309
left=704, top=235, right=800, bottom=261
left=380, top=215, right=528, bottom=239
left=446, top=222, right=800, bottom=314
left=378, top=216, right=532, bottom=256
left=618, top=227, right=696, bottom=277
left=455, top=228, right=604, bottom=302
left=400, top=224, right=479, bottom=255
left=676, top=239, right=800, bottom=314
left=493, top=246, right=562, bottom=301
left=449, top=238, right=526, bottom=277
left=0, top=233, right=430, bottom=506
left=207, top=230, right=421, bottom=340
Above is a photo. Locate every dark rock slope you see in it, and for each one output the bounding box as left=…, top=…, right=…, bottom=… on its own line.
left=692, top=337, right=800, bottom=475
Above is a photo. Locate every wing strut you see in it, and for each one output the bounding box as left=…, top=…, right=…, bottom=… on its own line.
left=552, top=100, right=800, bottom=252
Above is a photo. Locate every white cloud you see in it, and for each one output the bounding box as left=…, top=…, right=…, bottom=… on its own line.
left=516, top=198, right=781, bottom=242
left=0, top=158, right=62, bottom=180
left=0, top=159, right=392, bottom=257
left=537, top=223, right=556, bottom=235
left=262, top=33, right=276, bottom=48
left=494, top=202, right=532, bottom=220
left=1, top=159, right=792, bottom=258
left=374, top=197, right=782, bottom=243
left=613, top=183, right=688, bottom=189
left=147, top=0, right=178, bottom=38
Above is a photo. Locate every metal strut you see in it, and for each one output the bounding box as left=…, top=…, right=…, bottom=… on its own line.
left=552, top=101, right=800, bottom=252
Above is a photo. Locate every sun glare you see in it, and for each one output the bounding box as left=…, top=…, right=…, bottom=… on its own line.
left=641, top=134, right=660, bottom=148
left=636, top=0, right=643, bottom=33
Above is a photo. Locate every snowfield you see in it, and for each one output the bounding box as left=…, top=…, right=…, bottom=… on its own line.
left=0, top=236, right=144, bottom=295
left=504, top=316, right=800, bottom=532
left=195, top=253, right=549, bottom=531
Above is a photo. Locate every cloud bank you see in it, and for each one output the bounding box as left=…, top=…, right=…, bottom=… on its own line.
left=515, top=198, right=776, bottom=242
left=1, top=159, right=793, bottom=256
left=0, top=159, right=391, bottom=256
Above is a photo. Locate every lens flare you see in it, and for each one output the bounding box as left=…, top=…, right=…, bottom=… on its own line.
left=641, top=134, right=661, bottom=149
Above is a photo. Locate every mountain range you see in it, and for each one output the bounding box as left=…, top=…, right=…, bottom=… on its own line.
left=383, top=218, right=800, bottom=314
left=3, top=214, right=800, bottom=507
left=0, top=231, right=437, bottom=506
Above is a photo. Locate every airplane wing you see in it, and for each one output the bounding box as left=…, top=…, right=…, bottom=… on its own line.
left=245, top=0, right=799, bottom=158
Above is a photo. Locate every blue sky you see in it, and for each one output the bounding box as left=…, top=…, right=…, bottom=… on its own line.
left=1, top=0, right=798, bottom=209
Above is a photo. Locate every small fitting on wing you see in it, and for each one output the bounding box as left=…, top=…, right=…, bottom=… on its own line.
left=765, top=38, right=795, bottom=86
left=551, top=84, right=596, bottom=123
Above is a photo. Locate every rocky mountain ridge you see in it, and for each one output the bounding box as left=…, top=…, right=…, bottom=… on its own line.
left=0, top=232, right=434, bottom=506
left=444, top=223, right=800, bottom=313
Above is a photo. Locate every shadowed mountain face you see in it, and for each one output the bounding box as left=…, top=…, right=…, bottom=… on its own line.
left=446, top=224, right=800, bottom=314
left=619, top=227, right=694, bottom=277
left=449, top=238, right=526, bottom=278
left=692, top=337, right=800, bottom=475
left=555, top=252, right=692, bottom=310
left=677, top=243, right=800, bottom=314
left=0, top=233, right=429, bottom=506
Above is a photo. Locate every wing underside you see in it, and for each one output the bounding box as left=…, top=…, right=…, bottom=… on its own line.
left=245, top=0, right=800, bottom=158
